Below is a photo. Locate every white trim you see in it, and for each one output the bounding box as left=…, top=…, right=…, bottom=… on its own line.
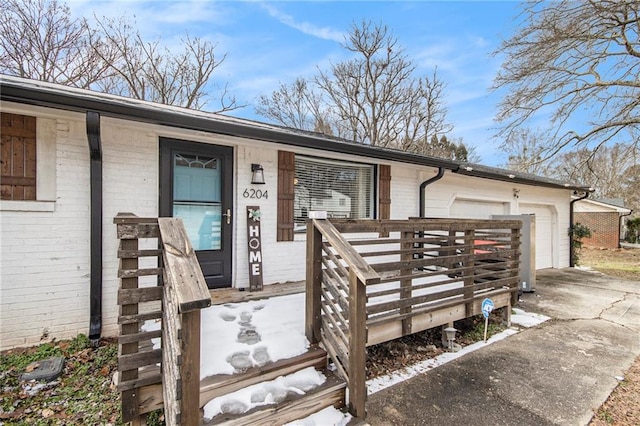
left=36, top=117, right=57, bottom=201
left=446, top=194, right=512, bottom=216
left=0, top=200, right=55, bottom=212
left=575, top=198, right=631, bottom=214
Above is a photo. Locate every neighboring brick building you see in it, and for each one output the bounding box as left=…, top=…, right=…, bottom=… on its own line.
left=574, top=199, right=632, bottom=249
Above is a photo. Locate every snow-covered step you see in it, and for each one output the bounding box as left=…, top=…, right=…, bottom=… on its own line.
left=199, top=345, right=327, bottom=407
left=203, top=368, right=346, bottom=425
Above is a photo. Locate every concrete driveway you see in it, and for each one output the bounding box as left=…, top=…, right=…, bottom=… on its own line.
left=365, top=268, right=640, bottom=426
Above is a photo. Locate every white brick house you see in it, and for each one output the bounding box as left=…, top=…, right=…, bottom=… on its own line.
left=0, top=76, right=592, bottom=350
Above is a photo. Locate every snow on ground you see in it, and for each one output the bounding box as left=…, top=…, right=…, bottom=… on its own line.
left=203, top=366, right=325, bottom=420
left=511, top=307, right=551, bottom=328
left=366, top=328, right=519, bottom=394
left=366, top=309, right=550, bottom=395
left=143, top=291, right=551, bottom=425
left=284, top=406, right=352, bottom=426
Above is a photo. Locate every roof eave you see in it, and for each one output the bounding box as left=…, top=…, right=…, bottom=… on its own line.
left=453, top=168, right=593, bottom=193
left=0, top=78, right=459, bottom=171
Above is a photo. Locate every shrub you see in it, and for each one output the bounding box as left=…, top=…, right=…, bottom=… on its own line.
left=625, top=217, right=640, bottom=243
left=569, top=222, right=592, bottom=265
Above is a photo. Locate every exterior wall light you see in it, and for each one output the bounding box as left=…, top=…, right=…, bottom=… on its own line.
left=251, top=164, right=265, bottom=185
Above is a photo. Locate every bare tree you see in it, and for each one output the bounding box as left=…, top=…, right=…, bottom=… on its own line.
left=499, top=128, right=553, bottom=175
left=316, top=21, right=452, bottom=149
left=493, top=0, right=640, bottom=158
left=0, top=0, right=239, bottom=111
left=0, top=0, right=108, bottom=87
left=257, top=21, right=455, bottom=153
left=551, top=143, right=640, bottom=212
left=255, top=78, right=329, bottom=132
left=419, top=135, right=480, bottom=162
left=92, top=16, right=238, bottom=111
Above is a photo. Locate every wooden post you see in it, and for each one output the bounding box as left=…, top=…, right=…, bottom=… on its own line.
left=348, top=269, right=367, bottom=419
left=158, top=217, right=211, bottom=426
left=463, top=229, right=475, bottom=317
left=119, top=227, right=140, bottom=423
left=510, top=226, right=521, bottom=307
left=502, top=300, right=512, bottom=327
left=305, top=220, right=323, bottom=344
left=180, top=311, right=202, bottom=426
left=400, top=231, right=413, bottom=336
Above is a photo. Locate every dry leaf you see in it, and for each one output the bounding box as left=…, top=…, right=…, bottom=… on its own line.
left=24, top=362, right=39, bottom=373
left=41, top=408, right=54, bottom=418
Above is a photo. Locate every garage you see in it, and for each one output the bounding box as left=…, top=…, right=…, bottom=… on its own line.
left=449, top=199, right=509, bottom=219
left=449, top=198, right=556, bottom=270
left=519, top=204, right=555, bottom=269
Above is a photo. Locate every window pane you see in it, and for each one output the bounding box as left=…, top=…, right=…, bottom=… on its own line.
left=173, top=203, right=221, bottom=250
left=294, top=156, right=373, bottom=228
left=173, top=154, right=220, bottom=202
left=172, top=153, right=222, bottom=250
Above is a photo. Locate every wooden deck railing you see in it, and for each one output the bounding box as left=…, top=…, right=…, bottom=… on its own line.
left=305, top=219, right=380, bottom=418
left=115, top=214, right=211, bottom=426
left=306, top=217, right=521, bottom=418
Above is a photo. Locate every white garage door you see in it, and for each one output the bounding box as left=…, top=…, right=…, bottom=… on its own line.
left=450, top=200, right=508, bottom=219
left=520, top=204, right=554, bottom=269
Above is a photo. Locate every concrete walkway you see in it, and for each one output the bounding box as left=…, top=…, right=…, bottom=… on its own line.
left=365, top=268, right=640, bottom=426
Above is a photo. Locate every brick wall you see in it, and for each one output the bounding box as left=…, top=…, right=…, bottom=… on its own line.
left=574, top=212, right=620, bottom=248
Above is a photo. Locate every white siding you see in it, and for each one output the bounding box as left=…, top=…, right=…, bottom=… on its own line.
left=0, top=102, right=575, bottom=350
left=421, top=172, right=570, bottom=269
left=1, top=105, right=91, bottom=349
left=450, top=199, right=509, bottom=218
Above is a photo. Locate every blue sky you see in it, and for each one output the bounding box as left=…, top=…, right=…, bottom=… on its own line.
left=68, top=1, right=523, bottom=165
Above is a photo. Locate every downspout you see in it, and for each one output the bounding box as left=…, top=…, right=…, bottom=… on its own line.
left=619, top=210, right=633, bottom=248
left=86, top=112, right=103, bottom=343
left=569, top=190, right=590, bottom=267
left=419, top=167, right=445, bottom=217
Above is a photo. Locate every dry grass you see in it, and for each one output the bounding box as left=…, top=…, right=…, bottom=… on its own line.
left=582, top=246, right=640, bottom=425
left=579, top=246, right=640, bottom=281
left=590, top=357, right=640, bottom=425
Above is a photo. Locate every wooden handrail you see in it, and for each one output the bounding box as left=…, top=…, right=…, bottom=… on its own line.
left=115, top=214, right=213, bottom=425
left=312, top=219, right=380, bottom=285
left=306, top=219, right=379, bottom=419
left=158, top=218, right=211, bottom=313
left=157, top=217, right=211, bottom=426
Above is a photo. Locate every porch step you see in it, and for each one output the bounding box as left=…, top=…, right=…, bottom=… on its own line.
left=203, top=370, right=347, bottom=426
left=200, top=345, right=352, bottom=425
left=199, top=345, right=327, bottom=408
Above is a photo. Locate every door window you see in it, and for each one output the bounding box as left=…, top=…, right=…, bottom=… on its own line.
left=172, top=153, right=222, bottom=250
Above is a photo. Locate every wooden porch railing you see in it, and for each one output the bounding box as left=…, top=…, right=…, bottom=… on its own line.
left=305, top=219, right=380, bottom=418
left=115, top=214, right=211, bottom=426
left=306, top=217, right=521, bottom=418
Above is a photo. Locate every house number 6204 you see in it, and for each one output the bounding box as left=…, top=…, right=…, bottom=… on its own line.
left=243, top=189, right=269, bottom=199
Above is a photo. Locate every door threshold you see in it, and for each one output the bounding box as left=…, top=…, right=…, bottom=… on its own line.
left=210, top=281, right=305, bottom=305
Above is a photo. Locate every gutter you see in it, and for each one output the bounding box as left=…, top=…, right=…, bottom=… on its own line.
left=0, top=79, right=459, bottom=172
left=86, top=112, right=103, bottom=343
left=419, top=167, right=446, bottom=217
left=569, top=190, right=591, bottom=267
left=619, top=210, right=633, bottom=248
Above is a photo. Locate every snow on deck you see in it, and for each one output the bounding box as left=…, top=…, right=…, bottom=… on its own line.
left=141, top=285, right=549, bottom=425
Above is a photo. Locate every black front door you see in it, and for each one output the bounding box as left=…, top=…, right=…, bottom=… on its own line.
left=160, top=138, right=233, bottom=289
